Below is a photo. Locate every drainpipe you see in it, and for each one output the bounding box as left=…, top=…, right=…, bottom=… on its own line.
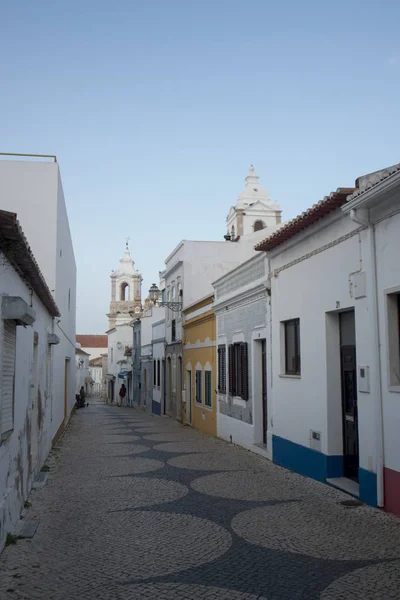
left=349, top=208, right=384, bottom=507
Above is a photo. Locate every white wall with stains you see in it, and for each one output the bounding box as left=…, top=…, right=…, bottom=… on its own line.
left=0, top=255, right=57, bottom=552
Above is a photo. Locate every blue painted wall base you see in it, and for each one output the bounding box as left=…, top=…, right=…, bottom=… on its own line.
left=359, top=467, right=377, bottom=507
left=152, top=400, right=161, bottom=416
left=272, top=435, right=343, bottom=482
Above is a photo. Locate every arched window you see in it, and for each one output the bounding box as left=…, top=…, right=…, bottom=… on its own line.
left=253, top=220, right=265, bottom=232
left=120, top=282, right=129, bottom=301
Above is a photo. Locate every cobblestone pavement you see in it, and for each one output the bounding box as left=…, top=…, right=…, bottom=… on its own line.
left=1, top=402, right=400, bottom=599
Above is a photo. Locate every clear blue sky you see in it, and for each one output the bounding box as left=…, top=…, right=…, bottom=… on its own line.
left=1, top=0, right=399, bottom=333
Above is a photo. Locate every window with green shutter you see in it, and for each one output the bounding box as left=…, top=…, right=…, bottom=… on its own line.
left=205, top=370, right=212, bottom=407
left=195, top=370, right=202, bottom=404
left=218, top=346, right=226, bottom=394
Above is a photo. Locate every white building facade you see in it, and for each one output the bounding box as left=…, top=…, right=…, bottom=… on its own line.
left=342, top=164, right=400, bottom=516
left=152, top=317, right=166, bottom=416
left=255, top=184, right=390, bottom=508
left=89, top=357, right=103, bottom=395
left=138, top=307, right=165, bottom=413
left=0, top=156, right=77, bottom=444
left=0, top=211, right=60, bottom=552
left=75, top=346, right=90, bottom=394
left=214, top=254, right=270, bottom=456
left=107, top=325, right=133, bottom=404
left=164, top=239, right=246, bottom=421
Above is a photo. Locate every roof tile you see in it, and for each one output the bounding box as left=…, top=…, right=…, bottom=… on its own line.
left=76, top=335, right=108, bottom=348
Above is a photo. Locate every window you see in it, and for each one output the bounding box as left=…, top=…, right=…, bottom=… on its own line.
left=120, top=282, right=129, bottom=301
left=161, top=289, right=166, bottom=304
left=153, top=359, right=157, bottom=386
left=68, top=288, right=71, bottom=311
left=205, top=370, right=212, bottom=407
left=172, top=319, right=176, bottom=342
left=253, top=220, right=265, bottom=232
left=228, top=342, right=249, bottom=400
left=1, top=321, right=16, bottom=435
left=387, top=291, right=400, bottom=386
left=218, top=345, right=226, bottom=394
left=157, top=359, right=161, bottom=387
left=111, top=347, right=114, bottom=363
left=195, top=370, right=202, bottom=404
left=284, top=318, right=301, bottom=375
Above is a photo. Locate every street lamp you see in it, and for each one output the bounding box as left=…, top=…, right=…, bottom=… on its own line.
left=148, top=283, right=182, bottom=311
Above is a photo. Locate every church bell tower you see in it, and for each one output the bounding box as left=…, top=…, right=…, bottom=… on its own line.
left=107, top=243, right=142, bottom=329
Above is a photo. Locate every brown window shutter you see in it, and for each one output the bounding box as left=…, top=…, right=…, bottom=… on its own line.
left=228, top=344, right=234, bottom=395
left=240, top=342, right=249, bottom=400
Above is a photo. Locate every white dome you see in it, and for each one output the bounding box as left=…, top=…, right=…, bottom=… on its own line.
left=236, top=165, right=271, bottom=208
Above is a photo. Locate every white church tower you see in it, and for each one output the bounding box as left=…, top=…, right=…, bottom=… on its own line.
left=107, top=243, right=142, bottom=329
left=226, top=165, right=282, bottom=239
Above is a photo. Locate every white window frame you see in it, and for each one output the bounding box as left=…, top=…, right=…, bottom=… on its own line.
left=385, top=285, right=400, bottom=392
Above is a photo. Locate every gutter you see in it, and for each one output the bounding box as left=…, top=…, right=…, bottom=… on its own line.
left=348, top=208, right=384, bottom=508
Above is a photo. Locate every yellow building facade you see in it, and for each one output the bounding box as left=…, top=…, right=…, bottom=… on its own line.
left=182, top=295, right=216, bottom=437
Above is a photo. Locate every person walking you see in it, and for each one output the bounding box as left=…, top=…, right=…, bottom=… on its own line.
left=118, top=383, right=126, bottom=407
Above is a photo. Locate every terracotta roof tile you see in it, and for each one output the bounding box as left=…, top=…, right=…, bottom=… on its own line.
left=76, top=335, right=108, bottom=348
left=255, top=188, right=355, bottom=253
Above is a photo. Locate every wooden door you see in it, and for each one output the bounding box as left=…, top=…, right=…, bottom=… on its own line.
left=261, top=340, right=267, bottom=445
left=340, top=311, right=359, bottom=481
left=187, top=370, right=192, bottom=425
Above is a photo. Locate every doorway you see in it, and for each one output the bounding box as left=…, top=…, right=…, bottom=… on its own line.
left=177, top=357, right=183, bottom=423
left=30, top=335, right=39, bottom=471
left=64, top=358, right=70, bottom=418
left=261, top=339, right=267, bottom=444
left=186, top=369, right=192, bottom=425
left=162, top=359, right=166, bottom=414
left=166, top=357, right=172, bottom=416
left=339, top=310, right=359, bottom=481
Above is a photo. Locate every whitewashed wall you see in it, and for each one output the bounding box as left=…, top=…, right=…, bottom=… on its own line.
left=152, top=318, right=166, bottom=414
left=372, top=209, right=400, bottom=481
left=107, top=324, right=133, bottom=380
left=0, top=160, right=77, bottom=441
left=268, top=209, right=380, bottom=508
left=0, top=258, right=56, bottom=551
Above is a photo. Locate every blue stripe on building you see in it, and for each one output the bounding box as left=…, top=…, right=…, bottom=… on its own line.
left=272, top=434, right=378, bottom=507
left=272, top=435, right=343, bottom=482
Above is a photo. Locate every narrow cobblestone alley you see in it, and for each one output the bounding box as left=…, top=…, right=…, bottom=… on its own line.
left=1, top=402, right=399, bottom=600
